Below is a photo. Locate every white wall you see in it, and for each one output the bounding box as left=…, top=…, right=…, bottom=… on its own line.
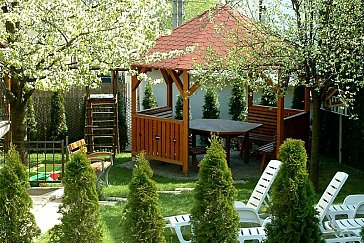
left=136, top=69, right=296, bottom=120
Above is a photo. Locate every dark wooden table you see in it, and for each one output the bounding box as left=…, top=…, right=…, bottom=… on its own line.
left=189, top=119, right=262, bottom=165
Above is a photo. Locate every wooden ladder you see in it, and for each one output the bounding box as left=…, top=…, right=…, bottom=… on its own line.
left=84, top=94, right=119, bottom=156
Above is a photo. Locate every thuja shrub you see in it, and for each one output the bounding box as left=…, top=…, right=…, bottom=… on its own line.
left=48, top=91, right=68, bottom=140
left=174, top=93, right=183, bottom=120
left=118, top=91, right=128, bottom=151
left=202, top=87, right=220, bottom=119
left=201, top=88, right=220, bottom=145
left=26, top=96, right=38, bottom=141
left=265, top=139, right=323, bottom=243
left=174, top=94, right=191, bottom=120
left=229, top=79, right=247, bottom=121
left=50, top=151, right=102, bottom=243
left=259, top=86, right=277, bottom=106
left=142, top=82, right=158, bottom=109
left=190, top=135, right=239, bottom=243
left=121, top=152, right=166, bottom=243
left=0, top=147, right=41, bottom=242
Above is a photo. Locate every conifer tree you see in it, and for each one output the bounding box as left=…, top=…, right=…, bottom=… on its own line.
left=174, top=93, right=184, bottom=120
left=265, top=139, right=323, bottom=242
left=229, top=79, right=247, bottom=121
left=48, top=91, right=68, bottom=140
left=0, top=147, right=41, bottom=242
left=259, top=86, right=277, bottom=106
left=291, top=85, right=306, bottom=109
left=121, top=152, right=166, bottom=243
left=174, top=94, right=191, bottom=120
left=118, top=91, right=128, bottom=151
left=201, top=88, right=220, bottom=145
left=50, top=151, right=102, bottom=243
left=202, top=87, right=220, bottom=119
left=26, top=96, right=38, bottom=141
left=190, top=135, right=239, bottom=243
left=142, top=82, right=158, bottom=109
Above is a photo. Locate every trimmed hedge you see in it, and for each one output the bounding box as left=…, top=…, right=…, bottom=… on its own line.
left=0, top=147, right=40, bottom=242
left=190, top=135, right=239, bottom=243
left=142, top=82, right=158, bottom=109
left=265, top=139, right=323, bottom=242
left=121, top=152, right=166, bottom=243
left=48, top=91, right=68, bottom=140
left=50, top=151, right=102, bottom=243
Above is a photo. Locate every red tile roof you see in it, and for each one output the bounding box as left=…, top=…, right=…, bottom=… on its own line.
left=134, top=4, right=256, bottom=70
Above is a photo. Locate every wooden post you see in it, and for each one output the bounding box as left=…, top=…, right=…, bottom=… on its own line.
left=112, top=70, right=120, bottom=153
left=131, top=74, right=138, bottom=154
left=304, top=87, right=310, bottom=112
left=166, top=72, right=173, bottom=108
left=276, top=70, right=284, bottom=158
left=182, top=70, right=189, bottom=175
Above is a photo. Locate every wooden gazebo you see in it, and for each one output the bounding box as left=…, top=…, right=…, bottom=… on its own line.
left=131, top=5, right=310, bottom=175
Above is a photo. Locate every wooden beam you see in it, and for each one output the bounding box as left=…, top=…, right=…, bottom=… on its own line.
left=167, top=69, right=184, bottom=96
left=160, top=69, right=173, bottom=107
left=182, top=70, right=189, bottom=175
left=188, top=81, right=201, bottom=96
left=131, top=75, right=138, bottom=114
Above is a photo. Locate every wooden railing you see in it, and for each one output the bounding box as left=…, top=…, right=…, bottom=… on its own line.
left=247, top=104, right=309, bottom=145
left=132, top=107, right=184, bottom=165
left=284, top=111, right=310, bottom=144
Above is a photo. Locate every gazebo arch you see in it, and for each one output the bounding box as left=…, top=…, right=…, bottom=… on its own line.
left=131, top=4, right=310, bottom=175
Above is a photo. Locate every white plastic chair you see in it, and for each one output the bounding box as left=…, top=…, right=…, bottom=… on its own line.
left=234, top=159, right=282, bottom=225
left=165, top=160, right=282, bottom=242
left=316, top=171, right=349, bottom=234
left=328, top=194, right=364, bottom=220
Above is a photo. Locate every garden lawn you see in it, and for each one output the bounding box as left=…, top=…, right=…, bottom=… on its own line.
left=36, top=152, right=364, bottom=243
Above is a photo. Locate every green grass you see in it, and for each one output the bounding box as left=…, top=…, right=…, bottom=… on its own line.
left=35, top=152, right=364, bottom=243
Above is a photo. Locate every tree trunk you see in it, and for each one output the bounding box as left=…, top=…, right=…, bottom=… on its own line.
left=310, top=89, right=320, bottom=191
left=9, top=94, right=27, bottom=164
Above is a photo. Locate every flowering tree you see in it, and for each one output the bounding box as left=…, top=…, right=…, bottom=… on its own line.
left=0, top=0, right=169, bottom=161
left=193, top=1, right=364, bottom=189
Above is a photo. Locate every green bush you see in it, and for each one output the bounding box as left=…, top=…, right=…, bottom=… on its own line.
left=0, top=147, right=41, bottom=242
left=361, top=227, right=364, bottom=241
left=291, top=84, right=306, bottom=109
left=229, top=79, right=247, bottom=121
left=201, top=88, right=220, bottom=145
left=259, top=86, right=277, bottom=106
left=26, top=96, right=38, bottom=141
left=50, top=151, right=102, bottom=243
left=174, top=94, right=184, bottom=120
left=265, top=139, right=323, bottom=242
left=121, top=152, right=166, bottom=243
left=202, top=87, right=220, bottom=119
left=48, top=91, right=68, bottom=140
left=174, top=94, right=191, bottom=120
left=190, top=135, right=239, bottom=243
left=118, top=91, right=129, bottom=151
left=142, top=82, right=158, bottom=109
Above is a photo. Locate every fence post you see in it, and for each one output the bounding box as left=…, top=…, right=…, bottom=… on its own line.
left=65, top=136, right=69, bottom=161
